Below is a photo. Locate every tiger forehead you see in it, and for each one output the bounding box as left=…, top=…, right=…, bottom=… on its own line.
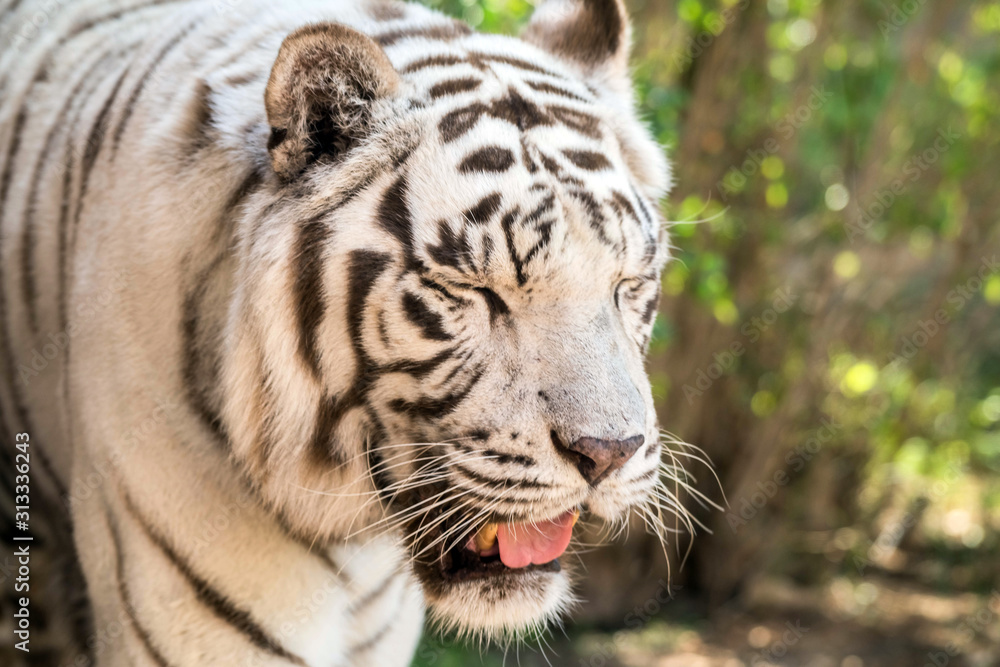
left=356, top=41, right=659, bottom=289
left=400, top=167, right=659, bottom=292
left=413, top=67, right=600, bottom=145
left=395, top=129, right=657, bottom=289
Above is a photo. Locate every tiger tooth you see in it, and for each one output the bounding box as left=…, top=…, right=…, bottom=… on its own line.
left=475, top=522, right=498, bottom=551
left=570, top=509, right=580, bottom=527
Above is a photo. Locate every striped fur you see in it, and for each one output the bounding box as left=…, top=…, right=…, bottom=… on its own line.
left=0, top=0, right=671, bottom=664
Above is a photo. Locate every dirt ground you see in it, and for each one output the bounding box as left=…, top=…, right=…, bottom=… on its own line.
left=416, top=575, right=1000, bottom=667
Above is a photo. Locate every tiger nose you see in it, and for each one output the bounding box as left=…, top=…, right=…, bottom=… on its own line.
left=551, top=431, right=644, bottom=486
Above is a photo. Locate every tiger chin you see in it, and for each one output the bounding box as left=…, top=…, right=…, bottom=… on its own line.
left=1, top=0, right=673, bottom=663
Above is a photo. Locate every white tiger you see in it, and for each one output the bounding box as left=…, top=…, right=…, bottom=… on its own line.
left=0, top=0, right=674, bottom=664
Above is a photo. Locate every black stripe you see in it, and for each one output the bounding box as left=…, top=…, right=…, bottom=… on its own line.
left=55, top=53, right=120, bottom=346
left=364, top=408, right=395, bottom=499
left=470, top=52, right=564, bottom=78
left=375, top=21, right=471, bottom=47
left=182, top=79, right=215, bottom=157
left=269, top=508, right=345, bottom=576
left=0, top=106, right=70, bottom=501
left=0, top=111, right=29, bottom=429
left=377, top=176, right=415, bottom=259
left=458, top=146, right=515, bottom=174
left=181, top=256, right=229, bottom=442
left=453, top=463, right=549, bottom=489
left=306, top=251, right=392, bottom=466
left=308, top=395, right=351, bottom=466
left=56, top=126, right=77, bottom=349
left=105, top=506, right=174, bottom=667
left=58, top=60, right=134, bottom=443
left=609, top=190, right=640, bottom=224
left=547, top=105, right=602, bottom=139
left=68, top=0, right=183, bottom=40
left=428, top=76, right=481, bottom=99
left=630, top=466, right=659, bottom=482
left=427, top=221, right=471, bottom=270
left=563, top=149, right=612, bottom=171
left=570, top=189, right=614, bottom=246
left=367, top=0, right=406, bottom=21
left=64, top=58, right=134, bottom=324
left=438, top=91, right=554, bottom=144
left=641, top=288, right=660, bottom=325
left=463, top=193, right=503, bottom=225
left=418, top=277, right=469, bottom=305
left=348, top=571, right=399, bottom=613
left=499, top=209, right=527, bottom=286
left=455, top=484, right=542, bottom=507
left=20, top=49, right=118, bottom=335
left=438, top=102, right=487, bottom=143
left=524, top=194, right=556, bottom=226
left=347, top=616, right=396, bottom=656
left=223, top=70, right=261, bottom=87
left=439, top=352, right=471, bottom=386
left=0, top=0, right=171, bottom=108
left=487, top=89, right=551, bottom=132
left=481, top=447, right=535, bottom=467
left=0, top=107, right=26, bottom=218
left=294, top=213, right=331, bottom=380
left=248, top=343, right=278, bottom=477
left=525, top=80, right=589, bottom=102
left=401, top=292, right=452, bottom=341
left=387, top=366, right=483, bottom=419
left=401, top=54, right=466, bottom=74
left=381, top=348, right=456, bottom=379
left=630, top=182, right=654, bottom=225
left=181, top=172, right=260, bottom=440
left=521, top=136, right=538, bottom=173
left=346, top=251, right=392, bottom=369
left=120, top=490, right=306, bottom=665
left=111, top=17, right=200, bottom=156
left=475, top=287, right=510, bottom=323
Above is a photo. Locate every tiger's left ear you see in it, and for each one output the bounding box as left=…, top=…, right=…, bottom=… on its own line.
left=265, top=22, right=401, bottom=181
left=522, top=0, right=631, bottom=87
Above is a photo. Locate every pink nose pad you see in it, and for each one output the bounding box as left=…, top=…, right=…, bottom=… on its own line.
left=551, top=431, right=644, bottom=486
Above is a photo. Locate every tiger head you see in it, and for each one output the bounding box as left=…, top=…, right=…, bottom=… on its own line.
left=222, top=0, right=673, bottom=643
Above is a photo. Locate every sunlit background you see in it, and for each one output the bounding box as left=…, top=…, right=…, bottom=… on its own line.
left=413, top=0, right=1000, bottom=665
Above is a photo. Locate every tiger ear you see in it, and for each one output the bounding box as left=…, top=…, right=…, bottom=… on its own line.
left=522, top=0, right=631, bottom=84
left=265, top=22, right=401, bottom=181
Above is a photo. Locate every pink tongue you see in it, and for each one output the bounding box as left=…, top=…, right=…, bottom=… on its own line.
left=497, top=511, right=576, bottom=569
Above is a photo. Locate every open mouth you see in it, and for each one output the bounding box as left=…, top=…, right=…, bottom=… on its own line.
left=437, top=509, right=580, bottom=583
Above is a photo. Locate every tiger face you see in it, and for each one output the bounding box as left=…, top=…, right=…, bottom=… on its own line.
left=371, top=102, right=667, bottom=636
left=223, top=0, right=672, bottom=643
